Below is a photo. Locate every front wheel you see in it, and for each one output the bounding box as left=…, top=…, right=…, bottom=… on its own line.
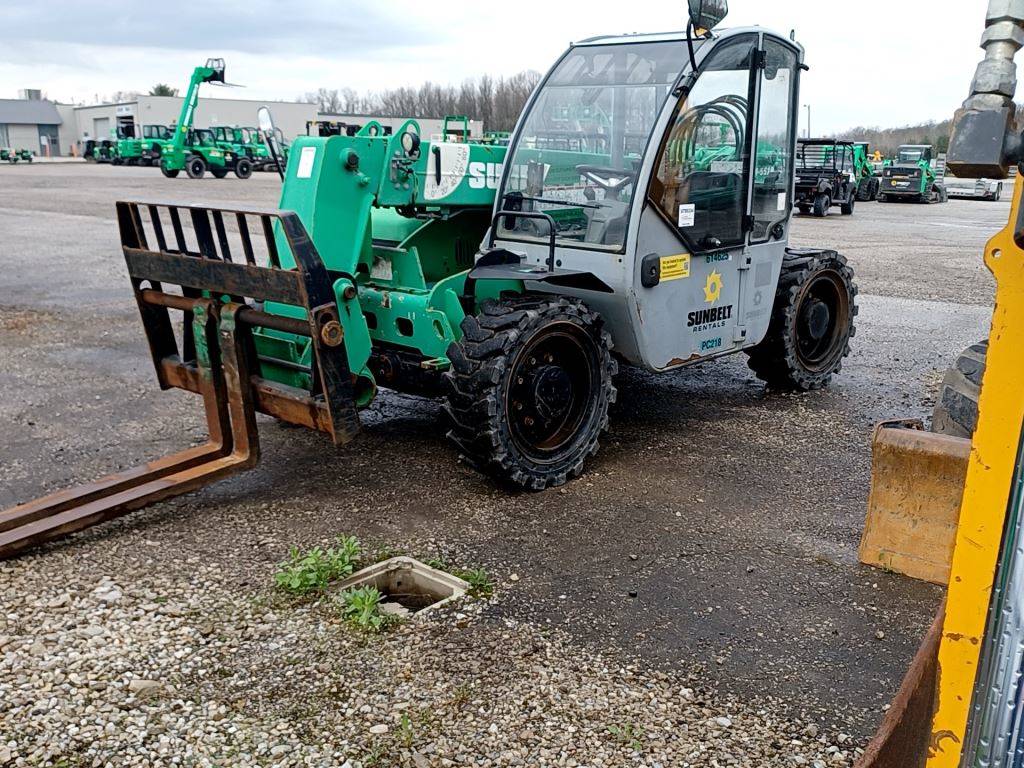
left=185, top=156, right=206, bottom=179
left=840, top=194, right=855, bottom=216
left=813, top=194, right=830, bottom=217
left=210, top=166, right=228, bottom=179
left=444, top=296, right=617, bottom=490
left=160, top=165, right=179, bottom=178
left=234, top=158, right=253, bottom=179
left=746, top=250, right=858, bottom=391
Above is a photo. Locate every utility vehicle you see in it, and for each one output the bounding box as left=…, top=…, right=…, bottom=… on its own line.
left=0, top=0, right=858, bottom=553
left=878, top=143, right=948, bottom=203
left=794, top=139, right=859, bottom=216
left=1, top=148, right=33, bottom=163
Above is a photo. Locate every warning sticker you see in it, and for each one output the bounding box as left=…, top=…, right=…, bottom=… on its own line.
left=678, top=203, right=696, bottom=228
left=777, top=192, right=787, bottom=211
left=660, top=254, right=691, bottom=282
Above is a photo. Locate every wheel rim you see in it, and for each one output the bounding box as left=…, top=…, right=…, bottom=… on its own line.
left=505, top=322, right=598, bottom=463
left=794, top=271, right=849, bottom=371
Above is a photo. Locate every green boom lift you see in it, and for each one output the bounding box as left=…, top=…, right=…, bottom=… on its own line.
left=158, top=59, right=251, bottom=180
left=0, top=1, right=860, bottom=555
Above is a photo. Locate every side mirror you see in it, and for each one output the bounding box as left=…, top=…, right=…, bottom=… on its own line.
left=688, top=0, right=728, bottom=32
left=257, top=106, right=276, bottom=134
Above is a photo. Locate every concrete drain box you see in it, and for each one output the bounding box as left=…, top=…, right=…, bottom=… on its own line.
left=335, top=556, right=469, bottom=618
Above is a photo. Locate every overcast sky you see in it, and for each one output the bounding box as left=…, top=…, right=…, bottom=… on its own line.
left=0, top=0, right=987, bottom=134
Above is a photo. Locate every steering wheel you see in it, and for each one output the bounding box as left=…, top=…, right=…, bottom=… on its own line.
left=575, top=164, right=637, bottom=198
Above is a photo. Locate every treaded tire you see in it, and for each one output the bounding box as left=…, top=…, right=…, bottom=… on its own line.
left=841, top=194, right=855, bottom=215
left=856, top=178, right=874, bottom=201
left=210, top=167, right=228, bottom=179
left=746, top=249, right=858, bottom=391
left=444, top=295, right=617, bottom=490
left=234, top=158, right=253, bottom=179
left=185, top=156, right=206, bottom=179
left=813, top=194, right=830, bottom=217
left=932, top=341, right=987, bottom=439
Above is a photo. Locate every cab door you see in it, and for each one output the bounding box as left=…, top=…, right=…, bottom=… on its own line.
left=631, top=33, right=800, bottom=370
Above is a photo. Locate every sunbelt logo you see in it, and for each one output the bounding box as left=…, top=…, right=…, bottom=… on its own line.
left=467, top=162, right=545, bottom=190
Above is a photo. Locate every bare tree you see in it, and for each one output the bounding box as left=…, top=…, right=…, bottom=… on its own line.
left=300, top=71, right=542, bottom=131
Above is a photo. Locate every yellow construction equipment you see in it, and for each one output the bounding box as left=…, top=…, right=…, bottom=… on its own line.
left=857, top=2, right=1024, bottom=765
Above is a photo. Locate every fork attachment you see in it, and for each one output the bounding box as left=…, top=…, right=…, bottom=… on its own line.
left=0, top=201, right=359, bottom=558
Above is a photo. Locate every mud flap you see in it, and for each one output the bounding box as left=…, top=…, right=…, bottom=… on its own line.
left=0, top=201, right=359, bottom=558
left=860, top=420, right=971, bottom=585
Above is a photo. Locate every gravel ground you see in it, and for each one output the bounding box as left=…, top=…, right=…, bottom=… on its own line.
left=0, top=164, right=1004, bottom=766
left=1, top=542, right=858, bottom=768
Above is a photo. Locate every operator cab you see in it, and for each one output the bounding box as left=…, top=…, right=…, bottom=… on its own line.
left=488, top=11, right=804, bottom=371
left=896, top=145, right=932, bottom=165
left=143, top=125, right=172, bottom=141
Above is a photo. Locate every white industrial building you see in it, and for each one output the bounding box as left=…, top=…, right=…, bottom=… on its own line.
left=1, top=89, right=486, bottom=157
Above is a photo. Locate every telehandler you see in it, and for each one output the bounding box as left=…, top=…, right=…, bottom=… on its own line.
left=158, top=59, right=251, bottom=179
left=0, top=1, right=858, bottom=556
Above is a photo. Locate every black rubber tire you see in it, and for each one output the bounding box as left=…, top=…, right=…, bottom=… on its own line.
left=444, top=295, right=617, bottom=490
left=840, top=194, right=855, bottom=216
left=932, top=341, right=987, bottom=439
left=993, top=184, right=1003, bottom=202
left=210, top=166, right=228, bottom=179
left=812, top=194, right=830, bottom=217
left=746, top=250, right=858, bottom=391
left=856, top=179, right=870, bottom=202
left=234, top=158, right=253, bottom=179
left=160, top=165, right=179, bottom=179
left=877, top=193, right=890, bottom=203
left=185, top=156, right=206, bottom=179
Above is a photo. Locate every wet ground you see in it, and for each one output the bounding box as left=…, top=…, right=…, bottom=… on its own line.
left=0, top=164, right=1001, bottom=740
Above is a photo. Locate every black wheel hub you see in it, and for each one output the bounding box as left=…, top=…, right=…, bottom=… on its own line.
left=795, top=271, right=850, bottom=370
left=506, top=326, right=598, bottom=462
left=530, top=364, right=573, bottom=423
left=802, top=298, right=831, bottom=340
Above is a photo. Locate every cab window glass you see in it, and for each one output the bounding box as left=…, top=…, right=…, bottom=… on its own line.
left=648, top=35, right=756, bottom=252
left=751, top=40, right=798, bottom=242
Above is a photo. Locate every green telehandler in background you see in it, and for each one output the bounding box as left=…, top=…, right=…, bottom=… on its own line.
left=854, top=142, right=880, bottom=201
left=158, top=59, right=251, bottom=180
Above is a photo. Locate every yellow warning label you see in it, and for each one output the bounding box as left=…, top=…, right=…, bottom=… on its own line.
left=660, top=254, right=691, bottom=281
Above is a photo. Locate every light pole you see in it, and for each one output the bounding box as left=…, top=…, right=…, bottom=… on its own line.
left=804, top=104, right=812, bottom=139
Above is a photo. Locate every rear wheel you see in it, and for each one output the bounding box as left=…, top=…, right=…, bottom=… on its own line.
left=234, top=158, right=253, bottom=179
left=185, top=156, right=206, bottom=179
left=993, top=184, right=1003, bottom=202
left=813, top=194, right=830, bottom=217
left=160, top=165, right=179, bottom=179
left=210, top=166, right=228, bottom=179
left=841, top=193, right=856, bottom=215
left=444, top=295, right=617, bottom=490
left=932, top=341, right=987, bottom=438
left=746, top=250, right=858, bottom=391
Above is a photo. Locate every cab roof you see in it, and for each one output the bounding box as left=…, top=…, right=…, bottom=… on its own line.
left=575, top=27, right=802, bottom=52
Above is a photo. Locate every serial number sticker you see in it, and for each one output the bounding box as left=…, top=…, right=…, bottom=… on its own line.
left=678, top=203, right=696, bottom=228
left=660, top=254, right=691, bottom=282
left=296, top=146, right=317, bottom=178
left=710, top=160, right=744, bottom=174
left=777, top=192, right=787, bottom=211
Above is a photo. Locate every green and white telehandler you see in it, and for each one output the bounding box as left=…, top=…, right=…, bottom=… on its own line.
left=0, top=0, right=859, bottom=556
left=158, top=59, right=251, bottom=180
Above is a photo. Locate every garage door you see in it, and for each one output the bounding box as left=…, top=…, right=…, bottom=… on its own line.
left=93, top=117, right=110, bottom=139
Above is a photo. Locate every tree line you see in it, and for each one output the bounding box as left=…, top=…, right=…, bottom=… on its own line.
left=833, top=121, right=953, bottom=157
left=299, top=71, right=542, bottom=133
